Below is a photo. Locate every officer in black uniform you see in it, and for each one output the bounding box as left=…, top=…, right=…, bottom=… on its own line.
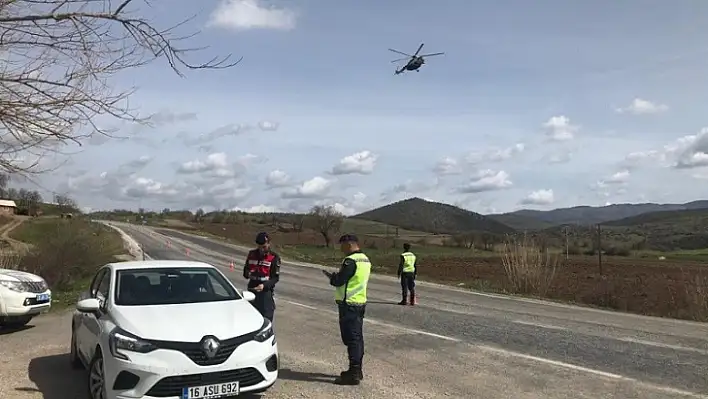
left=322, top=234, right=371, bottom=385
left=243, top=232, right=281, bottom=324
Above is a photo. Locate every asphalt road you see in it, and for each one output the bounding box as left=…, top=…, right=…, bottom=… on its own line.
left=117, top=223, right=708, bottom=398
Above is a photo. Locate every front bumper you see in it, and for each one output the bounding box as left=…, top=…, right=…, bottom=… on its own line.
left=0, top=288, right=51, bottom=317
left=105, top=338, right=279, bottom=399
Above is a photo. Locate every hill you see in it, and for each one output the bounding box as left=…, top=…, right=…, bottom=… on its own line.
left=488, top=200, right=708, bottom=229
left=603, top=207, right=708, bottom=227
left=353, top=197, right=516, bottom=235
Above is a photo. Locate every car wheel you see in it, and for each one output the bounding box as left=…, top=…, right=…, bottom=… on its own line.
left=69, top=328, right=83, bottom=369
left=87, top=350, right=107, bottom=399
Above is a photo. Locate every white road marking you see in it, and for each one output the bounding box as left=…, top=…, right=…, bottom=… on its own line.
left=512, top=320, right=568, bottom=331
left=618, top=337, right=708, bottom=355
left=280, top=299, right=708, bottom=399
left=284, top=301, right=318, bottom=310
left=477, top=345, right=708, bottom=398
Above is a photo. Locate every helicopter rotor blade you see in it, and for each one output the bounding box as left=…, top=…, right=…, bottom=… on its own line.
left=390, top=57, right=410, bottom=63
left=388, top=48, right=412, bottom=57
left=420, top=52, right=444, bottom=57
left=413, top=43, right=425, bottom=57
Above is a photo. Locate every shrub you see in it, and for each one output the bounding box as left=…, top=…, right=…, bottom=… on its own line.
left=15, top=219, right=124, bottom=290
left=501, top=234, right=558, bottom=297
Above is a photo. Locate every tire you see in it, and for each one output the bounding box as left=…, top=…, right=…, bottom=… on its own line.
left=69, top=328, right=83, bottom=369
left=0, top=315, right=32, bottom=329
left=87, top=350, right=107, bottom=399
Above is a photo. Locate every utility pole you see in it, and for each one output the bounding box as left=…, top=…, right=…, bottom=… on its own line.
left=564, top=226, right=569, bottom=260
left=597, top=224, right=603, bottom=275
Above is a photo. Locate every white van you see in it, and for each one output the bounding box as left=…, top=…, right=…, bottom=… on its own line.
left=0, top=269, right=51, bottom=328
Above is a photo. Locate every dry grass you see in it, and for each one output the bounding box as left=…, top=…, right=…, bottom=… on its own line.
left=678, top=268, right=708, bottom=322
left=0, top=247, right=22, bottom=269
left=501, top=234, right=559, bottom=297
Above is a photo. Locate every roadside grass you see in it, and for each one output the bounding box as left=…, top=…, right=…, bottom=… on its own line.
left=10, top=217, right=126, bottom=310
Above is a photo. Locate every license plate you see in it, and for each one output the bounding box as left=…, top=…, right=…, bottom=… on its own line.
left=36, top=294, right=50, bottom=302
left=182, top=382, right=239, bottom=399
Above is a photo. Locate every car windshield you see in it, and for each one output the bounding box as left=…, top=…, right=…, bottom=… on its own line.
left=114, top=267, right=240, bottom=306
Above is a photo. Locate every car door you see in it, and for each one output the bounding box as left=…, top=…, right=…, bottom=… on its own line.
left=78, top=267, right=110, bottom=360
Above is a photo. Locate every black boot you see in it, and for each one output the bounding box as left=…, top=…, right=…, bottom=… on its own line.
left=409, top=292, right=416, bottom=306
left=398, top=294, right=407, bottom=305
left=335, top=366, right=362, bottom=385
left=340, top=367, right=364, bottom=380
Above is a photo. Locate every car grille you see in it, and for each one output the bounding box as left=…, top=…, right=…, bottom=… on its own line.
left=145, top=368, right=264, bottom=397
left=24, top=281, right=47, bottom=294
left=146, top=331, right=259, bottom=366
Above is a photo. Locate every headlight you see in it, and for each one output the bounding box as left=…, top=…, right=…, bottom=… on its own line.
left=108, top=327, right=157, bottom=360
left=254, top=320, right=274, bottom=343
left=0, top=279, right=27, bottom=292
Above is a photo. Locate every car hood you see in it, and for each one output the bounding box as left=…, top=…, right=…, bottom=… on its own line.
left=113, top=300, right=266, bottom=342
left=0, top=268, right=44, bottom=283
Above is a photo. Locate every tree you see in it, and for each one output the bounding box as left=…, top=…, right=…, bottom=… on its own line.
left=0, top=174, right=8, bottom=197
left=292, top=214, right=306, bottom=232
left=309, top=205, right=344, bottom=247
left=194, top=208, right=205, bottom=223
left=0, top=0, right=241, bottom=175
left=54, top=193, right=78, bottom=212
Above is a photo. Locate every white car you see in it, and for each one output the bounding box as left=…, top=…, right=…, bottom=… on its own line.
left=70, top=260, right=278, bottom=399
left=0, top=268, right=51, bottom=328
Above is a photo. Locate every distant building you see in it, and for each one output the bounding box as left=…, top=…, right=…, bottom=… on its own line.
left=0, top=199, right=17, bottom=215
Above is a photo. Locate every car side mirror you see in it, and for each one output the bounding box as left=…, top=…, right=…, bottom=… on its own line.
left=242, top=291, right=256, bottom=302
left=76, top=298, right=101, bottom=313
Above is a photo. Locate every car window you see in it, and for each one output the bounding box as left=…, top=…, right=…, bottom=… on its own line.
left=89, top=269, right=106, bottom=297
left=96, top=271, right=111, bottom=301
left=114, top=267, right=240, bottom=306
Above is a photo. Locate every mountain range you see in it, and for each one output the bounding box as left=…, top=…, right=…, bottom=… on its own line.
left=353, top=197, right=708, bottom=234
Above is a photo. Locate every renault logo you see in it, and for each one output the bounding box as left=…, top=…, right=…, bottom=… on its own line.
left=200, top=336, right=220, bottom=359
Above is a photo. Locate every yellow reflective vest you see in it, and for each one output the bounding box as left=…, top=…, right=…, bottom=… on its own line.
left=401, top=251, right=416, bottom=273
left=334, top=252, right=371, bottom=304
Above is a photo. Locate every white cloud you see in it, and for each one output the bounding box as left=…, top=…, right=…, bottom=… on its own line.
left=520, top=189, right=554, bottom=206
left=432, top=157, right=461, bottom=175
left=177, top=152, right=228, bottom=174
left=543, top=116, right=577, bottom=141
left=258, top=121, right=280, bottom=131
left=233, top=204, right=280, bottom=213
left=595, top=169, right=630, bottom=188
left=615, top=98, right=668, bottom=115
left=484, top=143, right=525, bottom=162
left=672, top=128, right=708, bottom=169
left=208, top=0, right=297, bottom=31
left=265, top=169, right=290, bottom=187
left=330, top=150, right=378, bottom=175
left=457, top=170, right=512, bottom=193
left=626, top=128, right=708, bottom=170
left=545, top=150, right=573, bottom=164
left=282, top=176, right=331, bottom=199
left=466, top=143, right=525, bottom=164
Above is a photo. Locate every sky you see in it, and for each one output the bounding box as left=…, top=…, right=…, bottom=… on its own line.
left=14, top=0, right=708, bottom=215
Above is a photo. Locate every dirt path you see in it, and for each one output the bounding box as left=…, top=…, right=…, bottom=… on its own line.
left=0, top=217, right=30, bottom=255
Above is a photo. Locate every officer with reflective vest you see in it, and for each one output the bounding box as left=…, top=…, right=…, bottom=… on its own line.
left=397, top=243, right=417, bottom=305
left=243, top=232, right=281, bottom=323
left=322, top=234, right=371, bottom=385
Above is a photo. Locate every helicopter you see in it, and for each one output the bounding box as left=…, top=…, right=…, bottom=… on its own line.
left=389, top=43, right=444, bottom=75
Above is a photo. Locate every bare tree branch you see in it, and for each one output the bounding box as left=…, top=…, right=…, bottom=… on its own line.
left=0, top=0, right=241, bottom=175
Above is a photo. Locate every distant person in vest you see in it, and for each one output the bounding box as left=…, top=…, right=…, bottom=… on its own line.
left=321, top=234, right=371, bottom=385
left=243, top=232, right=281, bottom=323
left=397, top=243, right=417, bottom=305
